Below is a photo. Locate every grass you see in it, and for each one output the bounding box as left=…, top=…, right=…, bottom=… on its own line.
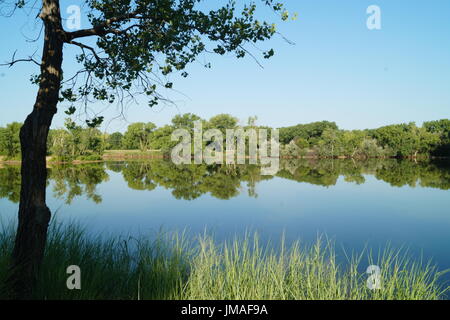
left=0, top=222, right=448, bottom=300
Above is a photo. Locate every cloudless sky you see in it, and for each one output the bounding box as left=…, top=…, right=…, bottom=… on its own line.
left=1, top=0, right=449, bottom=132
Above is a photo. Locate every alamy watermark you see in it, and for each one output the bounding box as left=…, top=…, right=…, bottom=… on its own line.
left=367, top=5, right=381, bottom=30
left=66, top=265, right=81, bottom=290
left=170, top=121, right=280, bottom=175
left=66, top=5, right=81, bottom=31
left=64, top=263, right=382, bottom=291
left=366, top=265, right=382, bottom=290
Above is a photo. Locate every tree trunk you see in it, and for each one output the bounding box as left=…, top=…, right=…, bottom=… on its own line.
left=5, top=0, right=63, bottom=299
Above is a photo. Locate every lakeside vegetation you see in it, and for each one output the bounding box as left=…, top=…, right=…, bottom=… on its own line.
left=0, top=221, right=447, bottom=300
left=1, top=116, right=449, bottom=162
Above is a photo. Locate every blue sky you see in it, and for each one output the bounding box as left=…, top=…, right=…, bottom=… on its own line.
left=1, top=0, right=449, bottom=132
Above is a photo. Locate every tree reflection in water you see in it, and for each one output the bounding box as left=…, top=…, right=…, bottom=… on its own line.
left=0, top=159, right=449, bottom=205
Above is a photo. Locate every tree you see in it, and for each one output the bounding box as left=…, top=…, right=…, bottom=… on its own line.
left=357, top=137, right=387, bottom=158
left=410, top=126, right=439, bottom=158
left=293, top=137, right=309, bottom=157
left=106, top=132, right=124, bottom=150
left=0, top=127, right=5, bottom=155
left=207, top=114, right=238, bottom=133
left=279, top=121, right=339, bottom=145
left=372, top=123, right=439, bottom=158
left=423, top=119, right=450, bottom=135
left=1, top=0, right=290, bottom=297
left=52, top=120, right=105, bottom=159
left=340, top=131, right=364, bottom=158
left=281, top=140, right=300, bottom=158
left=424, top=119, right=450, bottom=156
left=0, top=122, right=22, bottom=159
left=82, top=127, right=106, bottom=157
left=123, top=122, right=156, bottom=151
left=149, top=125, right=177, bottom=154
left=48, top=129, right=72, bottom=161
left=247, top=116, right=258, bottom=127
left=64, top=119, right=84, bottom=158
left=316, top=128, right=341, bottom=158
left=172, top=113, right=202, bottom=129
left=204, top=114, right=238, bottom=150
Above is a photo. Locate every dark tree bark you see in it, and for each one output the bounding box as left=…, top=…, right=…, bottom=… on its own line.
left=5, top=0, right=64, bottom=299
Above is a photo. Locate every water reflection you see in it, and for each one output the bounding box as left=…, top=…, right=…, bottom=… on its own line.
left=113, top=161, right=272, bottom=200
left=0, top=166, right=21, bottom=203
left=279, top=159, right=450, bottom=189
left=0, top=159, right=449, bottom=204
left=49, top=164, right=110, bottom=204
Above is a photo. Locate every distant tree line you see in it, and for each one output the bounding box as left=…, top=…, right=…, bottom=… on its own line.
left=280, top=119, right=450, bottom=159
left=1, top=116, right=449, bottom=160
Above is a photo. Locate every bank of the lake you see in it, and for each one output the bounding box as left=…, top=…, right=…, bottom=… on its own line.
left=0, top=222, right=448, bottom=300
left=1, top=152, right=447, bottom=166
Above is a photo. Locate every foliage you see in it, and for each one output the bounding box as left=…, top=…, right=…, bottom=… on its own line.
left=315, top=128, right=341, bottom=157
left=206, top=114, right=238, bottom=133
left=48, top=129, right=72, bottom=161
left=149, top=125, right=177, bottom=154
left=123, top=122, right=156, bottom=151
left=277, top=121, right=445, bottom=159
left=171, top=113, right=202, bottom=129
left=2, top=118, right=450, bottom=161
left=48, top=120, right=105, bottom=161
left=371, top=123, right=439, bottom=157
left=281, top=140, right=302, bottom=158
left=106, top=132, right=124, bottom=150
left=279, top=121, right=338, bottom=145
left=0, top=122, right=22, bottom=159
left=424, top=119, right=450, bottom=156
left=52, top=0, right=292, bottom=126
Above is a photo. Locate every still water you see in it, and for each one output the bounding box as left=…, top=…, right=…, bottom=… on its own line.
left=1, top=159, right=449, bottom=273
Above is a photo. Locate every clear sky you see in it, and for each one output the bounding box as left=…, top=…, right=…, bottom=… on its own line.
left=1, top=0, right=449, bottom=132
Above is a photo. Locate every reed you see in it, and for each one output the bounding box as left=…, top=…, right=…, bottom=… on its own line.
left=0, top=222, right=447, bottom=300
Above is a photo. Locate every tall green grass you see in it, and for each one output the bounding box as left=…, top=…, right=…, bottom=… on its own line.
left=0, top=222, right=448, bottom=300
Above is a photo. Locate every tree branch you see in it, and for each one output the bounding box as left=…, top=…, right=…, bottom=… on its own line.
left=0, top=50, right=41, bottom=68
left=67, top=40, right=102, bottom=62
left=65, top=11, right=140, bottom=41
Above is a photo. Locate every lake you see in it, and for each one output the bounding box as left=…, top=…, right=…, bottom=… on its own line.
left=1, top=159, right=449, bottom=278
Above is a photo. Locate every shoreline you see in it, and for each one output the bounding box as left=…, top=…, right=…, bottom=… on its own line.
left=0, top=156, right=450, bottom=166
left=0, top=221, right=447, bottom=300
left=1, top=154, right=448, bottom=165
